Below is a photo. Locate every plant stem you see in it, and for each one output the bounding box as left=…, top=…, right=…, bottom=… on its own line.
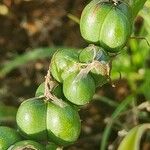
left=44, top=69, right=67, bottom=108
left=93, top=94, right=119, bottom=107
left=67, top=13, right=80, bottom=24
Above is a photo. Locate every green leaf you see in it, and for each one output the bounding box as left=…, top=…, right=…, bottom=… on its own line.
left=0, top=47, right=80, bottom=77
left=0, top=102, right=17, bottom=123
left=100, top=95, right=135, bottom=150
left=118, top=124, right=150, bottom=150
left=127, top=0, right=148, bottom=19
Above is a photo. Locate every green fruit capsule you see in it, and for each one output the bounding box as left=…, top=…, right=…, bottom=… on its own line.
left=91, top=72, right=108, bottom=87
left=80, top=0, right=132, bottom=52
left=8, top=140, right=45, bottom=150
left=79, top=45, right=110, bottom=87
left=35, top=82, right=64, bottom=99
left=63, top=72, right=95, bottom=105
left=47, top=101, right=81, bottom=146
left=79, top=44, right=110, bottom=63
left=35, top=82, right=80, bottom=110
left=16, top=98, right=81, bottom=146
left=51, top=49, right=79, bottom=83
left=0, top=126, right=22, bottom=150
left=35, top=82, right=45, bottom=97
left=16, top=98, right=47, bottom=141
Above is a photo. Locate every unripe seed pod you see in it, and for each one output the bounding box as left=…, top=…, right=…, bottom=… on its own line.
left=80, top=0, right=132, bottom=53
left=16, top=98, right=47, bottom=141
left=79, top=45, right=110, bottom=87
left=16, top=98, right=81, bottom=146
left=0, top=126, right=22, bottom=150
left=63, top=72, right=95, bottom=105
left=8, top=140, right=45, bottom=150
left=51, top=49, right=79, bottom=82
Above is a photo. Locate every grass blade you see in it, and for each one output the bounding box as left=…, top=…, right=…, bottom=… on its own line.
left=100, top=95, right=135, bottom=150
left=0, top=47, right=79, bottom=77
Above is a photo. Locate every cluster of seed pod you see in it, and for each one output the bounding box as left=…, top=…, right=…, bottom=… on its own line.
left=7, top=42, right=111, bottom=150
left=0, top=0, right=136, bottom=149
left=50, top=45, right=110, bottom=105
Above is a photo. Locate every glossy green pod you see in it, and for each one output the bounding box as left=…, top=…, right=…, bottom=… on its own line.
left=35, top=82, right=45, bottom=97
left=79, top=45, right=110, bottom=87
left=16, top=98, right=47, bottom=141
left=8, top=140, right=45, bottom=150
left=0, top=126, right=22, bottom=150
left=79, top=44, right=110, bottom=63
left=51, top=49, right=79, bottom=83
left=80, top=0, right=132, bottom=52
left=16, top=98, right=81, bottom=146
left=63, top=72, right=95, bottom=105
left=47, top=101, right=81, bottom=146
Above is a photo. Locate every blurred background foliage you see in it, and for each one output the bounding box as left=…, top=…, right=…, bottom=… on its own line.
left=112, top=1, right=150, bottom=98
left=0, top=0, right=150, bottom=150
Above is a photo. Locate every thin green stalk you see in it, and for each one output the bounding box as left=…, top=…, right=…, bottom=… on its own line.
left=67, top=13, right=80, bottom=24
left=93, top=94, right=119, bottom=107
left=100, top=95, right=135, bottom=150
